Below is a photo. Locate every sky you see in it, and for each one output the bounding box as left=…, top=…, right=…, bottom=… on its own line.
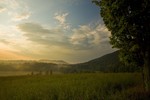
left=0, top=0, right=115, bottom=63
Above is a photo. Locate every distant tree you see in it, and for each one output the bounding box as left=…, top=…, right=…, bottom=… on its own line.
left=93, top=0, right=150, bottom=91
left=39, top=71, right=42, bottom=75
left=31, top=71, right=34, bottom=75
left=45, top=70, right=49, bottom=75
left=50, top=70, right=53, bottom=75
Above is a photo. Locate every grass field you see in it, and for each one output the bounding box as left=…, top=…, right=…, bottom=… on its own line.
left=0, top=73, right=149, bottom=100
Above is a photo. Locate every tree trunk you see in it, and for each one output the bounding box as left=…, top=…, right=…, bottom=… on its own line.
left=143, top=51, right=150, bottom=92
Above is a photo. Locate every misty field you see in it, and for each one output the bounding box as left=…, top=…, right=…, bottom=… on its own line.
left=0, top=73, right=148, bottom=100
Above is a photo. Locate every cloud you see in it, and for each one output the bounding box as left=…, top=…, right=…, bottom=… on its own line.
left=0, top=38, right=9, bottom=44
left=18, top=22, right=51, bottom=34
left=1, top=0, right=25, bottom=10
left=70, top=24, right=111, bottom=49
left=70, top=25, right=94, bottom=49
left=0, top=6, right=6, bottom=12
left=12, top=12, right=31, bottom=21
left=54, top=13, right=70, bottom=29
left=0, top=0, right=31, bottom=21
left=17, top=22, right=70, bottom=47
left=17, top=21, right=111, bottom=51
left=54, top=13, right=68, bottom=24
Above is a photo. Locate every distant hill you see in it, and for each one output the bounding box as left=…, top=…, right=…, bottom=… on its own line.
left=63, top=51, right=140, bottom=73
left=0, top=51, right=141, bottom=73
left=0, top=60, right=68, bottom=65
left=0, top=60, right=68, bottom=72
left=39, top=59, right=68, bottom=64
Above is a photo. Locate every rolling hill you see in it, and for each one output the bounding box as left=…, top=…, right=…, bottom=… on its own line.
left=64, top=51, right=140, bottom=73
left=0, top=51, right=140, bottom=74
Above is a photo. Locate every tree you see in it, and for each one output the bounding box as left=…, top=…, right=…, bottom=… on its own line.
left=93, top=0, right=150, bottom=91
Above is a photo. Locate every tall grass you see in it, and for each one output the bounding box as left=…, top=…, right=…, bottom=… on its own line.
left=0, top=73, right=147, bottom=100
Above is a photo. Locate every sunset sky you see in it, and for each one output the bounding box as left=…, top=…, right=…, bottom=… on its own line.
left=0, top=0, right=115, bottom=63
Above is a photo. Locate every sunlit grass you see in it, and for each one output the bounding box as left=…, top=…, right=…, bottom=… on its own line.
left=0, top=73, right=147, bottom=100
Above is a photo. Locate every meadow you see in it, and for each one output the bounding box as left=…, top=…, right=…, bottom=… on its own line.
left=0, top=73, right=149, bottom=100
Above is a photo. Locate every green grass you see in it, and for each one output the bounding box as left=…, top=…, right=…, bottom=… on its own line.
left=0, top=73, right=148, bottom=100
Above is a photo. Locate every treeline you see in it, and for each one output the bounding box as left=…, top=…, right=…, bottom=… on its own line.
left=0, top=51, right=142, bottom=73
left=61, top=63, right=141, bottom=73
left=0, top=62, right=59, bottom=72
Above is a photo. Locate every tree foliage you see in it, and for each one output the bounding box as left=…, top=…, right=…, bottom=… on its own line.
left=93, top=0, right=150, bottom=91
left=93, top=0, right=149, bottom=66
